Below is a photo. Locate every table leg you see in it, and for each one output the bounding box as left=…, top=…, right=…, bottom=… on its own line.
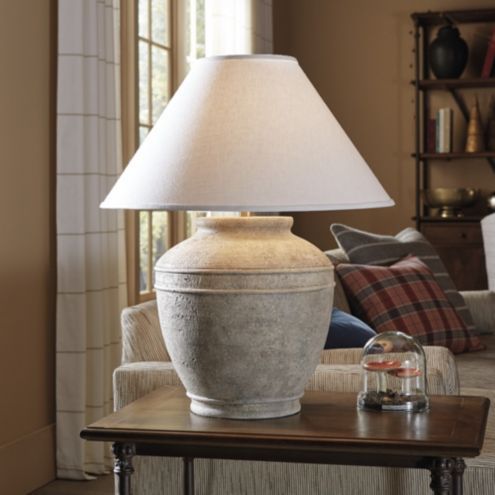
left=113, top=443, right=136, bottom=495
left=430, top=458, right=454, bottom=495
left=183, top=456, right=194, bottom=495
left=452, top=458, right=466, bottom=495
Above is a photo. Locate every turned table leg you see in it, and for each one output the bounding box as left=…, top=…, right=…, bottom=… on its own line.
left=430, top=458, right=454, bottom=495
left=184, top=456, right=195, bottom=495
left=452, top=458, right=466, bottom=495
left=113, top=443, right=136, bottom=495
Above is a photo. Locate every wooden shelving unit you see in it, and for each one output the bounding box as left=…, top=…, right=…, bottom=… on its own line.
left=415, top=216, right=484, bottom=223
left=411, top=8, right=494, bottom=290
left=416, top=78, right=495, bottom=90
left=411, top=9, right=495, bottom=26
left=413, top=151, right=495, bottom=160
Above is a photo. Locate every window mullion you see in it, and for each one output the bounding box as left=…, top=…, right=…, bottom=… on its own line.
left=138, top=36, right=171, bottom=51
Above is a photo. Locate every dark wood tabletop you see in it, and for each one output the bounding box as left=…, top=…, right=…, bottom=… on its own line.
left=81, top=386, right=489, bottom=466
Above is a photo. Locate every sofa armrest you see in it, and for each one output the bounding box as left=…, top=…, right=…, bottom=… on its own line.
left=320, top=346, right=459, bottom=395
left=307, top=364, right=363, bottom=393
left=424, top=346, right=460, bottom=394
left=121, top=300, right=170, bottom=364
left=113, top=362, right=183, bottom=410
left=460, top=290, right=495, bottom=335
left=320, top=348, right=363, bottom=365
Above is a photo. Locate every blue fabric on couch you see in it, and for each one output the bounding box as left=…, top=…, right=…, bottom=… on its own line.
left=324, top=308, right=376, bottom=349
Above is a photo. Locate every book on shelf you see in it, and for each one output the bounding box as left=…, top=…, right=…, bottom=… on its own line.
left=436, top=108, right=453, bottom=153
left=481, top=27, right=495, bottom=78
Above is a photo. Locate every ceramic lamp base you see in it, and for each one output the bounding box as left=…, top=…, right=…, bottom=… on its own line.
left=189, top=394, right=301, bottom=420
left=154, top=216, right=334, bottom=420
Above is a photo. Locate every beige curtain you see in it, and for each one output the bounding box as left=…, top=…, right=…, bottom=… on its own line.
left=56, top=0, right=126, bottom=480
left=205, top=0, right=273, bottom=55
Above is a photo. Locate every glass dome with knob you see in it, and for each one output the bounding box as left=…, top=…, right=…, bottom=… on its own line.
left=358, top=331, right=429, bottom=413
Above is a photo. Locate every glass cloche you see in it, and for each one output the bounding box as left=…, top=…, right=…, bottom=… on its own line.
left=357, top=331, right=429, bottom=412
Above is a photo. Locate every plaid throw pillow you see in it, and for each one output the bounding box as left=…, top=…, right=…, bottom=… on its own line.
left=336, top=256, right=483, bottom=354
left=330, top=223, right=478, bottom=336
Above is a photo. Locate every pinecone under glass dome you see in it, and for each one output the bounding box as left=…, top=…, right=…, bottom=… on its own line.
left=357, top=331, right=429, bottom=412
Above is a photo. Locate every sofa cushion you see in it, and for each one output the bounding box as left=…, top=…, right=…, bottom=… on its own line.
left=325, top=249, right=351, bottom=313
left=324, top=308, right=376, bottom=349
left=330, top=224, right=478, bottom=337
left=336, top=256, right=483, bottom=353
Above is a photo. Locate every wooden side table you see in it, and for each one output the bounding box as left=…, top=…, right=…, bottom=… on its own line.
left=81, top=386, right=489, bottom=495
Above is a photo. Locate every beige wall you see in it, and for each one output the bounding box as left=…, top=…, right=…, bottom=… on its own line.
left=0, top=0, right=56, bottom=493
left=274, top=0, right=495, bottom=250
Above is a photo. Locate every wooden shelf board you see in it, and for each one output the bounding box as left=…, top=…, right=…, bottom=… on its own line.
left=413, top=152, right=495, bottom=160
left=414, top=78, right=495, bottom=90
left=414, top=216, right=483, bottom=223
left=411, top=9, right=495, bottom=26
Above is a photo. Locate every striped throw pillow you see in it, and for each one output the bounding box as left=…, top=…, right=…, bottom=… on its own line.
left=331, top=223, right=478, bottom=337
left=336, top=256, right=483, bottom=353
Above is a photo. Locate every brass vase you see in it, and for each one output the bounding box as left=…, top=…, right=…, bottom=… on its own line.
left=465, top=97, right=485, bottom=152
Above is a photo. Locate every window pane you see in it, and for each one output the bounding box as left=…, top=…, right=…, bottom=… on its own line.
left=184, top=0, right=192, bottom=70
left=152, top=0, right=170, bottom=46
left=139, top=211, right=151, bottom=292
left=151, top=46, right=169, bottom=123
left=184, top=0, right=206, bottom=72
left=196, top=0, right=205, bottom=59
left=152, top=212, right=169, bottom=270
left=138, top=0, right=149, bottom=39
left=139, top=125, right=150, bottom=144
left=138, top=41, right=150, bottom=124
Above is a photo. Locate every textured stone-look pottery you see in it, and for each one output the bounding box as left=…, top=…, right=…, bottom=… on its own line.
left=154, top=216, right=334, bottom=419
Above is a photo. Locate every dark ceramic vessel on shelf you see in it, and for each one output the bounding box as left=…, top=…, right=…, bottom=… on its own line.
left=429, top=25, right=468, bottom=79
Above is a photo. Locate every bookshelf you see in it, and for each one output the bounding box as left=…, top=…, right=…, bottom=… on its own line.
left=416, top=78, right=495, bottom=90
left=411, top=8, right=495, bottom=290
left=413, top=151, right=495, bottom=160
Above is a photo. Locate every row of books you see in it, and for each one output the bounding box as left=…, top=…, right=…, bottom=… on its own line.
left=482, top=28, right=495, bottom=78
left=427, top=108, right=453, bottom=153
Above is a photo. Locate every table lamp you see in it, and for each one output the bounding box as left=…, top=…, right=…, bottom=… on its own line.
left=102, top=55, right=393, bottom=419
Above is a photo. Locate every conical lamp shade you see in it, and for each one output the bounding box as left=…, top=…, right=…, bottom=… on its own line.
left=101, top=55, right=393, bottom=212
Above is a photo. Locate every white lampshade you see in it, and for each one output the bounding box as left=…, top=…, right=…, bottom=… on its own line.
left=101, top=54, right=393, bottom=211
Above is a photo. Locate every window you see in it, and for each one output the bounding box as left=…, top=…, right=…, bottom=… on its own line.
left=122, top=0, right=207, bottom=302
left=136, top=0, right=172, bottom=295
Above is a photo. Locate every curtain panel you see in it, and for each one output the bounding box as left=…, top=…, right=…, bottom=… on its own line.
left=56, top=0, right=126, bottom=479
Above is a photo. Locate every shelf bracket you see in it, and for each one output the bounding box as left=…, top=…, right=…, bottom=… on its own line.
left=487, top=157, right=495, bottom=173
left=449, top=88, right=469, bottom=121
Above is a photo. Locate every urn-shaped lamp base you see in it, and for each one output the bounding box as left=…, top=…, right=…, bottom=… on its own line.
left=154, top=216, right=334, bottom=419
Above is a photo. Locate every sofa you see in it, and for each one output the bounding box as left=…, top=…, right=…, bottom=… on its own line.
left=113, top=248, right=495, bottom=495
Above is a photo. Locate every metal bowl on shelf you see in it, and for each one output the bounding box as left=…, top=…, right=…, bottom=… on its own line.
left=423, top=188, right=479, bottom=218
